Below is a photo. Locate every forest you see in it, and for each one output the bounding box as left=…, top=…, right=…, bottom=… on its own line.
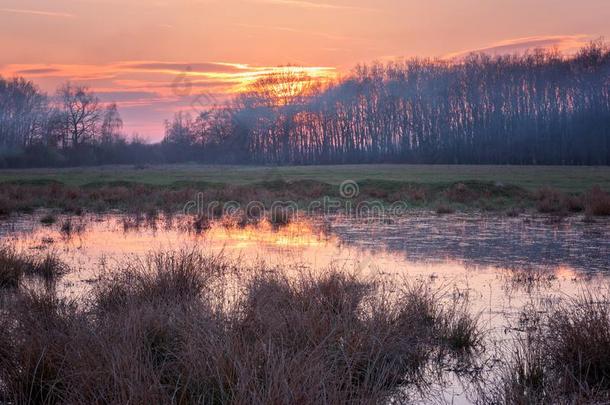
left=1, top=42, right=609, bottom=167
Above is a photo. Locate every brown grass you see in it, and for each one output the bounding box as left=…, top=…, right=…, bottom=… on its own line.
left=435, top=204, right=456, bottom=215
left=445, top=183, right=479, bottom=204
left=192, top=215, right=211, bottom=234
left=59, top=217, right=86, bottom=236
left=536, top=186, right=610, bottom=216
left=0, top=247, right=25, bottom=288
left=0, top=180, right=608, bottom=217
left=0, top=247, right=67, bottom=288
left=0, top=249, right=480, bottom=404
left=40, top=213, right=57, bottom=225
left=484, top=292, right=610, bottom=404
left=536, top=187, right=567, bottom=214
left=268, top=207, right=293, bottom=226
left=502, top=266, right=558, bottom=292
left=585, top=186, right=610, bottom=216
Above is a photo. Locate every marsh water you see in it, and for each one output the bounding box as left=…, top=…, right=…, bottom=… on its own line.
left=1, top=212, right=609, bottom=403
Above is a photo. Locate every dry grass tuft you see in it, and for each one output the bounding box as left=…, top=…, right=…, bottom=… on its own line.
left=0, top=247, right=67, bottom=288
left=536, top=187, right=566, bottom=214
left=536, top=186, right=610, bottom=216
left=435, top=204, right=456, bottom=215
left=0, top=247, right=26, bottom=288
left=445, top=183, right=478, bottom=204
left=585, top=186, right=610, bottom=216
left=40, top=213, right=57, bottom=225
left=192, top=215, right=211, bottom=234
left=484, top=292, right=610, bottom=404
left=0, top=249, right=480, bottom=404
left=268, top=208, right=292, bottom=227
left=30, top=253, right=69, bottom=281
left=0, top=287, right=79, bottom=404
left=502, top=266, right=557, bottom=292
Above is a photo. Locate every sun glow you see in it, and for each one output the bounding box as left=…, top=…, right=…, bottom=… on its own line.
left=205, top=219, right=336, bottom=248
left=231, top=65, right=336, bottom=93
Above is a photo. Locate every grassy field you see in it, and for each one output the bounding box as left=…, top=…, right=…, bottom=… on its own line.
left=1, top=164, right=610, bottom=216
left=1, top=164, right=609, bottom=192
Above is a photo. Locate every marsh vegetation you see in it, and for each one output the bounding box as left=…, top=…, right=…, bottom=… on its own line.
left=0, top=250, right=480, bottom=404
left=0, top=169, right=609, bottom=219
left=0, top=203, right=608, bottom=403
left=483, top=293, right=610, bottom=404
left=0, top=246, right=66, bottom=288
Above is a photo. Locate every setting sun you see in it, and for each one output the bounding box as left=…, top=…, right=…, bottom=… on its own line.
left=2, top=0, right=608, bottom=138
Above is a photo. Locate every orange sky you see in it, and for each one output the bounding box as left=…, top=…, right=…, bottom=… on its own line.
left=1, top=0, right=608, bottom=139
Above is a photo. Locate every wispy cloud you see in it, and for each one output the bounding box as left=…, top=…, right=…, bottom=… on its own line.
left=445, top=35, right=593, bottom=59
left=234, top=23, right=369, bottom=42
left=2, top=61, right=335, bottom=85
left=118, top=62, right=245, bottom=74
left=0, top=8, right=76, bottom=18
left=247, top=0, right=377, bottom=12
left=16, top=68, right=62, bottom=75
left=0, top=61, right=336, bottom=109
left=0, top=61, right=337, bottom=139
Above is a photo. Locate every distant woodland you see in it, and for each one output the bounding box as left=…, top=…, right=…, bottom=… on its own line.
left=1, top=42, right=609, bottom=167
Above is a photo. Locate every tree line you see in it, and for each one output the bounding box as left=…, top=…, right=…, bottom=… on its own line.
left=1, top=42, right=609, bottom=167
left=0, top=80, right=158, bottom=167
left=165, top=42, right=610, bottom=165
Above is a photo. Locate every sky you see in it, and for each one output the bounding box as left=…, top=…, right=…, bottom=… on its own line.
left=1, top=0, right=609, bottom=140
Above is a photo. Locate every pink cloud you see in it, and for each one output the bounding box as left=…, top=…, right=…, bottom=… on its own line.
left=0, top=7, right=75, bottom=18
left=445, top=35, right=593, bottom=59
left=0, top=61, right=335, bottom=141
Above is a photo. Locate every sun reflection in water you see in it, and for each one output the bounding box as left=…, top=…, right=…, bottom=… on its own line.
left=205, top=219, right=335, bottom=248
left=0, top=212, right=605, bottom=315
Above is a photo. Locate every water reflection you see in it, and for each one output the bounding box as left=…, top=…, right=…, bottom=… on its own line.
left=1, top=212, right=608, bottom=405
left=330, top=214, right=609, bottom=274
left=0, top=212, right=606, bottom=325
left=1, top=213, right=608, bottom=283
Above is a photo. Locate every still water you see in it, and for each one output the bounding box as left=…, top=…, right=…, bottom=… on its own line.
left=1, top=212, right=609, bottom=403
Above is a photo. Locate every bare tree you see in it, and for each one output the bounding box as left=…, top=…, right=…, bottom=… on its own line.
left=58, top=83, right=102, bottom=147
left=246, top=67, right=316, bottom=107
left=0, top=77, right=47, bottom=151
left=172, top=42, right=609, bottom=165
left=100, top=103, right=124, bottom=145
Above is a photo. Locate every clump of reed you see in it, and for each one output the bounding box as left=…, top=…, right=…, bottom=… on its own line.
left=536, top=187, right=569, bottom=215
left=267, top=207, right=293, bottom=226
left=536, top=186, right=610, bottom=216
left=60, top=218, right=73, bottom=234
left=435, top=204, right=456, bottom=215
left=0, top=246, right=68, bottom=288
left=60, top=217, right=86, bottom=236
left=192, top=214, right=211, bottom=234
left=28, top=253, right=68, bottom=281
left=121, top=213, right=150, bottom=232
left=0, top=247, right=25, bottom=288
left=484, top=292, right=610, bottom=404
left=502, top=266, right=558, bottom=292
left=40, top=213, right=57, bottom=225
left=0, top=249, right=480, bottom=404
left=585, top=186, right=610, bottom=216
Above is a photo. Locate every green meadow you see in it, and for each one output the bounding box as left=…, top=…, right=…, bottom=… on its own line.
left=1, top=164, right=609, bottom=192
